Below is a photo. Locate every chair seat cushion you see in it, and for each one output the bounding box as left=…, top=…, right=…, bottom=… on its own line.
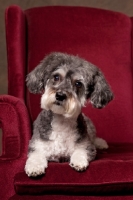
left=14, top=143, right=133, bottom=195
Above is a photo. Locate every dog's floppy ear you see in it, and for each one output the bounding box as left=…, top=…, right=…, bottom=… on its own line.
left=26, top=63, right=45, bottom=94
left=26, top=52, right=60, bottom=94
left=87, top=69, right=114, bottom=109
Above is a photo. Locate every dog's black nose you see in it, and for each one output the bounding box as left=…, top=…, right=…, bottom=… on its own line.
left=56, top=92, right=67, bottom=101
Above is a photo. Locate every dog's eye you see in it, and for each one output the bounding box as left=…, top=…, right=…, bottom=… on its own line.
left=54, top=74, right=60, bottom=82
left=75, top=81, right=82, bottom=88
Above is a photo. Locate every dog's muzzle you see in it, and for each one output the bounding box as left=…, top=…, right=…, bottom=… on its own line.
left=56, top=92, right=67, bottom=101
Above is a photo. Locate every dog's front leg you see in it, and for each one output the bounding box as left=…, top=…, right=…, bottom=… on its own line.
left=70, top=148, right=89, bottom=172
left=25, top=152, right=47, bottom=177
left=25, top=140, right=48, bottom=177
left=69, top=142, right=96, bottom=172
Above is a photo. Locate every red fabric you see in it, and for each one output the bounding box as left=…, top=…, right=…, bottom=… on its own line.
left=0, top=95, right=31, bottom=200
left=14, top=144, right=133, bottom=195
left=1, top=4, right=133, bottom=200
left=5, top=5, right=26, bottom=100
left=25, top=6, right=133, bottom=143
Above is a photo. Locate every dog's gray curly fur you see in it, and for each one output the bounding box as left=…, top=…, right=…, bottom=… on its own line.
left=25, top=52, right=113, bottom=177
left=27, top=52, right=113, bottom=108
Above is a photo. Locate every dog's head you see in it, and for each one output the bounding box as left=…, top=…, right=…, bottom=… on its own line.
left=26, top=52, right=113, bottom=118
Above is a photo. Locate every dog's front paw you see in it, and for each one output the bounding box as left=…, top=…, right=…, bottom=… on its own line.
left=25, top=157, right=48, bottom=177
left=70, top=150, right=89, bottom=172
left=25, top=163, right=44, bottom=177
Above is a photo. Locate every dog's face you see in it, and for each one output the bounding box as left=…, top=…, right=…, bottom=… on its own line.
left=26, top=52, right=113, bottom=118
left=41, top=64, right=87, bottom=118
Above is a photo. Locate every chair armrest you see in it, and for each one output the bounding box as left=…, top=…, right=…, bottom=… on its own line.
left=0, top=95, right=31, bottom=160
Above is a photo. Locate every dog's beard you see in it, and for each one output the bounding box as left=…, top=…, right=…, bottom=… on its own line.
left=41, top=87, right=81, bottom=118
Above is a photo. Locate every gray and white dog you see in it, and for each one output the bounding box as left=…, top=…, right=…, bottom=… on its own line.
left=25, top=52, right=113, bottom=177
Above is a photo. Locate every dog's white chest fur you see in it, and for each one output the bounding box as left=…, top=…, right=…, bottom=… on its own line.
left=49, top=115, right=78, bottom=159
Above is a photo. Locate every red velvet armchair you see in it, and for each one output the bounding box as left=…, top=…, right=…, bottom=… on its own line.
left=0, top=5, right=133, bottom=200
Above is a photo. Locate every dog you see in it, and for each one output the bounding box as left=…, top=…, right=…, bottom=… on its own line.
left=25, top=52, right=113, bottom=177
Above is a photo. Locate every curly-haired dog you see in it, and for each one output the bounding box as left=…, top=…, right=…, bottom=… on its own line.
left=25, top=52, right=113, bottom=177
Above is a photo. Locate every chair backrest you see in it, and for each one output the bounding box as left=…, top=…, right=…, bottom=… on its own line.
left=6, top=5, right=133, bottom=143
